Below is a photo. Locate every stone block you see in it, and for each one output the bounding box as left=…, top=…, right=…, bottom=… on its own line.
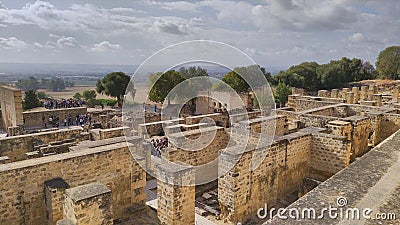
left=63, top=182, right=113, bottom=225
left=45, top=178, right=70, bottom=225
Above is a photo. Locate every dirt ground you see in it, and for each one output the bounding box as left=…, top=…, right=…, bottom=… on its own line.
left=38, top=82, right=150, bottom=103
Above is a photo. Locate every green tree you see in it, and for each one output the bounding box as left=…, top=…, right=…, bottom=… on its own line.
left=179, top=66, right=209, bottom=79
left=274, top=82, right=291, bottom=107
left=16, top=76, right=39, bottom=91
left=178, top=66, right=212, bottom=104
left=220, top=70, right=250, bottom=93
left=73, top=92, right=82, bottom=100
left=96, top=72, right=131, bottom=107
left=37, top=91, right=47, bottom=99
left=23, top=90, right=41, bottom=110
left=46, top=78, right=66, bottom=92
left=376, top=46, right=400, bottom=79
left=148, top=70, right=184, bottom=103
left=83, top=90, right=97, bottom=101
left=259, top=66, right=275, bottom=85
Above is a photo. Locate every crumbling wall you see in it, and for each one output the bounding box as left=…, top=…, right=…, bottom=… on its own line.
left=163, top=127, right=230, bottom=166
left=218, top=133, right=312, bottom=224
left=309, top=133, right=351, bottom=181
left=90, top=126, right=128, bottom=140
left=0, top=86, right=23, bottom=128
left=0, top=127, right=88, bottom=162
left=287, top=95, right=344, bottom=111
left=0, top=141, right=146, bottom=225
left=238, top=115, right=287, bottom=136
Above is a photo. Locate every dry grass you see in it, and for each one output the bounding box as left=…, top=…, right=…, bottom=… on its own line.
left=351, top=79, right=400, bottom=86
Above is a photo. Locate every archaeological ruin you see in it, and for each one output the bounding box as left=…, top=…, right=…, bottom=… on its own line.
left=0, top=83, right=400, bottom=225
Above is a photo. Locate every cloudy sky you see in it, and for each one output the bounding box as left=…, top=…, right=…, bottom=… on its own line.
left=0, top=0, right=399, bottom=68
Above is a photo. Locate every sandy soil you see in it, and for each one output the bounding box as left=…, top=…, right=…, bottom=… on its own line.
left=37, top=82, right=150, bottom=103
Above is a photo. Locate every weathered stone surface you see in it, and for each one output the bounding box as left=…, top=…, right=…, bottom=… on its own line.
left=63, top=182, right=112, bottom=225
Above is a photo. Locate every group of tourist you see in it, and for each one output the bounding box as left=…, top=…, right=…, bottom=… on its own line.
left=42, top=113, right=94, bottom=128
left=44, top=98, right=84, bottom=109
left=150, top=137, right=169, bottom=157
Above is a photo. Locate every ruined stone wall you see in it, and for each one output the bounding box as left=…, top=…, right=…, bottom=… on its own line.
left=23, top=107, right=87, bottom=128
left=157, top=166, right=195, bottom=225
left=238, top=115, right=288, bottom=136
left=0, top=127, right=88, bottom=162
left=90, top=126, right=128, bottom=140
left=382, top=113, right=400, bottom=133
left=309, top=133, right=351, bottom=181
left=275, top=109, right=337, bottom=129
left=163, top=127, right=229, bottom=167
left=0, top=86, right=23, bottom=128
left=218, top=133, right=312, bottom=224
left=287, top=95, right=345, bottom=111
left=0, top=141, right=146, bottom=225
left=343, top=117, right=371, bottom=159
left=306, top=105, right=354, bottom=118
left=0, top=109, right=4, bottom=129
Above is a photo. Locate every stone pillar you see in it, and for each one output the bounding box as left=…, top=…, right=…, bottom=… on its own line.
left=360, top=86, right=368, bottom=101
left=290, top=87, right=296, bottom=95
left=318, top=90, right=330, bottom=98
left=62, top=182, right=113, bottom=225
left=44, top=178, right=70, bottom=225
left=368, top=85, right=377, bottom=100
left=393, top=87, right=399, bottom=103
left=157, top=163, right=195, bottom=225
left=346, top=92, right=355, bottom=104
left=341, top=88, right=350, bottom=98
left=331, top=89, right=339, bottom=98
left=352, top=87, right=359, bottom=103
left=373, top=94, right=382, bottom=107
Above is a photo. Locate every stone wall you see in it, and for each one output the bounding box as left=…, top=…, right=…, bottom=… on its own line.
left=62, top=182, right=113, bottom=225
left=309, top=133, right=351, bottom=181
left=162, top=126, right=230, bottom=167
left=341, top=116, right=371, bottom=159
left=0, top=86, right=23, bottom=129
left=238, top=115, right=288, bottom=136
left=0, top=127, right=88, bottom=162
left=90, top=126, right=128, bottom=140
left=156, top=164, right=195, bottom=225
left=23, top=107, right=87, bottom=128
left=218, top=131, right=312, bottom=224
left=0, top=140, right=146, bottom=225
left=287, top=95, right=345, bottom=111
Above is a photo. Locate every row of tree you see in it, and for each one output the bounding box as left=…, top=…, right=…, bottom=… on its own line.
left=16, top=76, right=75, bottom=92
left=273, top=46, right=400, bottom=91
left=273, top=58, right=375, bottom=91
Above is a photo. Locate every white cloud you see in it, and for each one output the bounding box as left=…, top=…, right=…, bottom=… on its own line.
left=0, top=1, right=7, bottom=9
left=0, top=37, right=28, bottom=50
left=46, top=35, right=77, bottom=48
left=348, top=33, right=365, bottom=42
left=89, top=41, right=121, bottom=52
left=148, top=1, right=201, bottom=12
left=0, top=1, right=202, bottom=36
